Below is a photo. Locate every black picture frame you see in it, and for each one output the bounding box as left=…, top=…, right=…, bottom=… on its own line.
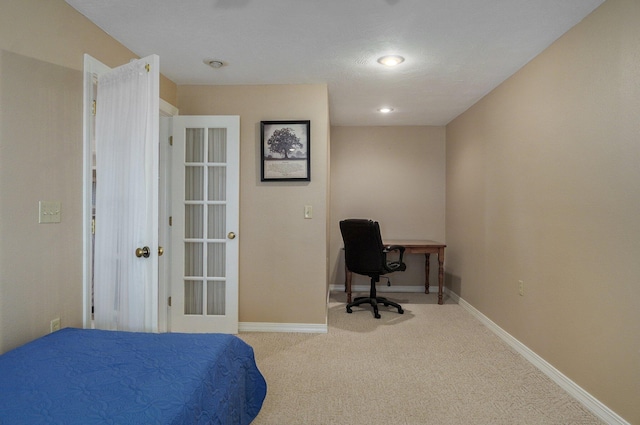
left=261, top=120, right=311, bottom=181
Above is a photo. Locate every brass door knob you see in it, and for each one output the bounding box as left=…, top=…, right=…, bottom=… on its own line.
left=158, top=246, right=164, bottom=256
left=228, top=232, right=236, bottom=239
left=135, top=246, right=150, bottom=258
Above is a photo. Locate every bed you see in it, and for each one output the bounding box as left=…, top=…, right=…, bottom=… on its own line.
left=0, top=328, right=267, bottom=424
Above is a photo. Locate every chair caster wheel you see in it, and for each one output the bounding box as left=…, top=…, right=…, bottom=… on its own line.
left=375, top=313, right=381, bottom=319
left=346, top=308, right=353, bottom=314
left=398, top=309, right=404, bottom=314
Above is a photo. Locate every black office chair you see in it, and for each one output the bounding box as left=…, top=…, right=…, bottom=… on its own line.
left=339, top=219, right=406, bottom=319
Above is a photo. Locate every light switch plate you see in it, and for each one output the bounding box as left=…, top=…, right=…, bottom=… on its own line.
left=39, top=201, right=61, bottom=224
left=304, top=205, right=313, bottom=219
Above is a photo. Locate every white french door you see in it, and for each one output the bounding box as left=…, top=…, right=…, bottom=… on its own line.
left=82, top=54, right=160, bottom=332
left=170, top=116, right=240, bottom=334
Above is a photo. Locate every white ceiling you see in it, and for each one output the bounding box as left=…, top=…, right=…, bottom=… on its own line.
left=65, top=0, right=604, bottom=126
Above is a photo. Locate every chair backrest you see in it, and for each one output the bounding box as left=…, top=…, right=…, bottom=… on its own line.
left=339, top=219, right=386, bottom=276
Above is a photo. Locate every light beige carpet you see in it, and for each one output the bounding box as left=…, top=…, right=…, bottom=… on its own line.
left=239, top=291, right=603, bottom=425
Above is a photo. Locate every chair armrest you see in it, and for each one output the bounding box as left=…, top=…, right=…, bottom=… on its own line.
left=384, top=245, right=406, bottom=262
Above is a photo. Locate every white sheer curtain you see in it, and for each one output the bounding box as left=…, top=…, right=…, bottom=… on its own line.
left=93, top=59, right=157, bottom=332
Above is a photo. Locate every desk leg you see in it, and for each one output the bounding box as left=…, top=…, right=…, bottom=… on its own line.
left=424, top=254, right=430, bottom=294
left=344, top=261, right=348, bottom=293
left=346, top=269, right=353, bottom=304
left=437, top=248, right=445, bottom=305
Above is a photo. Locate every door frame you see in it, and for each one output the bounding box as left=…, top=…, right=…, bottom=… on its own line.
left=82, top=54, right=108, bottom=329
left=158, top=101, right=179, bottom=332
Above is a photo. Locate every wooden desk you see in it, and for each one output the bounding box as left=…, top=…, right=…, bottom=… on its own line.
left=345, top=240, right=447, bottom=305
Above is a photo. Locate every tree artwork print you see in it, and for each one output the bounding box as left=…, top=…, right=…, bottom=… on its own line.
left=260, top=120, right=310, bottom=181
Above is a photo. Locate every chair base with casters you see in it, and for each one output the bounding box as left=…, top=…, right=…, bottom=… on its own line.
left=346, top=275, right=404, bottom=319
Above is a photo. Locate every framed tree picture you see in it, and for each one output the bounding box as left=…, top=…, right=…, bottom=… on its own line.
left=260, top=120, right=310, bottom=181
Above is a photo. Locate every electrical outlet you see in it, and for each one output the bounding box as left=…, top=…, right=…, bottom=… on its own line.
left=518, top=280, right=524, bottom=296
left=50, top=318, right=61, bottom=333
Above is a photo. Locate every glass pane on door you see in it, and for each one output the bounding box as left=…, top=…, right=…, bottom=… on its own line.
left=184, top=280, right=203, bottom=315
left=207, top=281, right=225, bottom=315
left=208, top=128, right=227, bottom=162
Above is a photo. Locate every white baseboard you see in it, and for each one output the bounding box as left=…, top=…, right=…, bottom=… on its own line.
left=239, top=322, right=327, bottom=333
left=447, top=288, right=629, bottom=425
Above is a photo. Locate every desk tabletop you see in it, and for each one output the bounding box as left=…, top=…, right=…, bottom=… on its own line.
left=384, top=239, right=446, bottom=248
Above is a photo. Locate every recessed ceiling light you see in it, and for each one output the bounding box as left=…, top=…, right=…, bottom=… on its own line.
left=203, top=59, right=224, bottom=69
left=378, top=107, right=394, bottom=113
left=377, top=55, right=405, bottom=67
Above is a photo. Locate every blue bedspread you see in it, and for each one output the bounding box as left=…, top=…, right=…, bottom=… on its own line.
left=0, top=328, right=266, bottom=424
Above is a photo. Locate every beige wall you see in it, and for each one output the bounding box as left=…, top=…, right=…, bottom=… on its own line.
left=0, top=0, right=177, bottom=105
left=0, top=51, right=84, bottom=353
left=177, top=85, right=330, bottom=324
left=329, top=126, right=446, bottom=290
left=445, top=0, right=640, bottom=422
left=0, top=0, right=177, bottom=353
